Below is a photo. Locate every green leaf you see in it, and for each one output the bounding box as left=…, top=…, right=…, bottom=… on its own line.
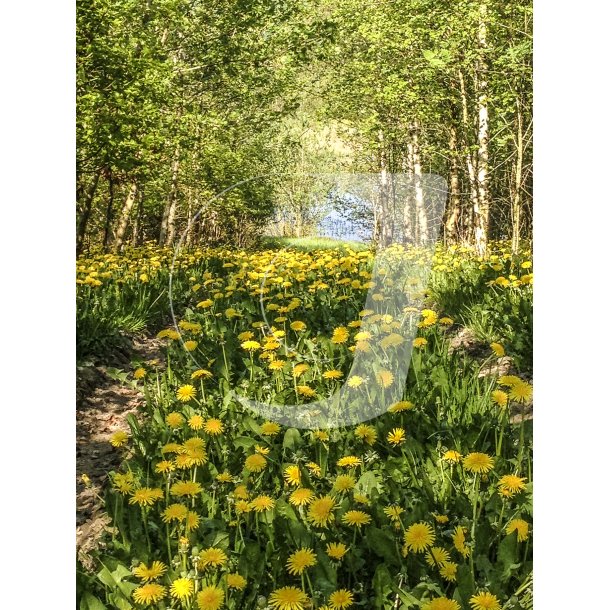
left=233, top=436, right=259, bottom=450
left=283, top=428, right=302, bottom=452
left=366, top=527, right=399, bottom=566
left=372, top=564, right=392, bottom=609
left=356, top=470, right=381, bottom=495
left=80, top=593, right=107, bottom=610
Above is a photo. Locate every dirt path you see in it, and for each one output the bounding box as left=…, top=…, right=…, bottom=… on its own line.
left=448, top=325, right=533, bottom=423
left=76, top=335, right=163, bottom=569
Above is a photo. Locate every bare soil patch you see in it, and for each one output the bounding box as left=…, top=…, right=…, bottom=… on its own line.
left=76, top=334, right=163, bottom=569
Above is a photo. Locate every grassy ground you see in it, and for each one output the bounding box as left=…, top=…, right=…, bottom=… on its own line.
left=76, top=241, right=533, bottom=610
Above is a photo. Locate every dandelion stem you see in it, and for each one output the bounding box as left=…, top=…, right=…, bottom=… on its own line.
left=469, top=474, right=480, bottom=589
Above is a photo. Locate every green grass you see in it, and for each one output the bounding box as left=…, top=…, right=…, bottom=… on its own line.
left=260, top=236, right=370, bottom=252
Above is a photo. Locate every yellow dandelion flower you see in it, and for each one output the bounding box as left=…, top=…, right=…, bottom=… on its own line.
left=110, top=430, right=129, bottom=447
left=261, top=421, right=281, bottom=436
left=184, top=340, right=198, bottom=352
left=440, top=562, right=458, bottom=582
left=284, top=465, right=301, bottom=487
left=384, top=506, right=404, bottom=521
left=497, top=474, right=527, bottom=497
left=413, top=337, right=427, bottom=348
left=469, top=592, right=501, bottom=610
left=404, top=522, right=435, bottom=552
left=245, top=453, right=267, bottom=472
left=289, top=487, right=315, bottom=506
left=287, top=548, right=317, bottom=575
left=177, top=385, right=197, bottom=402
left=269, top=586, right=309, bottom=610
left=154, top=460, right=175, bottom=475
left=323, top=369, right=343, bottom=380
left=161, top=442, right=182, bottom=454
left=331, top=326, right=349, bottom=344
left=241, top=340, right=261, bottom=351
left=306, top=461, right=322, bottom=477
left=354, top=424, right=377, bottom=444
left=376, top=370, right=395, bottom=388
left=170, top=578, right=194, bottom=600
left=463, top=453, right=494, bottom=474
left=425, top=546, right=450, bottom=567
left=203, top=418, right=224, bottom=435
left=166, top=412, right=185, bottom=428
left=491, top=390, right=508, bottom=407
left=498, top=375, right=520, bottom=387
left=269, top=359, right=287, bottom=371
left=196, top=585, right=224, bottom=610
left=255, top=444, right=271, bottom=455
left=296, top=385, right=316, bottom=397
left=188, top=414, right=204, bottom=430
left=234, top=484, right=249, bottom=499
left=342, top=510, right=371, bottom=528
left=133, top=583, right=165, bottom=605
left=249, top=495, right=275, bottom=512
left=129, top=487, right=163, bottom=507
left=133, top=367, right=146, bottom=379
left=433, top=513, right=449, bottom=524
left=423, top=596, right=460, bottom=610
left=133, top=561, right=167, bottom=581
left=347, top=375, right=365, bottom=388
left=439, top=317, right=454, bottom=326
left=290, top=321, right=307, bottom=331
left=170, top=480, right=203, bottom=497
left=489, top=342, right=504, bottom=357
left=162, top=503, right=188, bottom=524
left=293, top=363, right=310, bottom=377
left=387, top=427, right=406, bottom=446
left=112, top=472, right=135, bottom=495
left=334, top=475, right=356, bottom=492
left=186, top=511, right=200, bottom=532
left=509, top=381, right=533, bottom=403
left=308, top=495, right=335, bottom=527
left=198, top=547, right=228, bottom=569
left=442, top=450, right=462, bottom=463
left=226, top=573, right=246, bottom=590
left=388, top=400, right=414, bottom=413
left=452, top=526, right=471, bottom=557
left=329, top=589, right=354, bottom=609
left=337, top=456, right=362, bottom=468
left=313, top=430, right=330, bottom=442
left=326, top=542, right=348, bottom=560
left=191, top=369, right=213, bottom=380
left=506, top=518, right=529, bottom=541
left=216, top=472, right=233, bottom=483
left=235, top=500, right=252, bottom=514
left=379, top=332, right=405, bottom=348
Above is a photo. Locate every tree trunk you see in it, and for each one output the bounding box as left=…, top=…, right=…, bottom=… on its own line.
left=511, top=102, right=524, bottom=255
left=409, top=122, right=428, bottom=244
left=378, top=131, right=392, bottom=246
left=473, top=2, right=490, bottom=256
left=102, top=168, right=115, bottom=251
left=445, top=125, right=461, bottom=245
left=76, top=168, right=102, bottom=255
left=114, top=180, right=138, bottom=252
left=131, top=188, right=144, bottom=246
left=458, top=69, right=477, bottom=245
left=185, top=189, right=194, bottom=248
left=160, top=145, right=181, bottom=246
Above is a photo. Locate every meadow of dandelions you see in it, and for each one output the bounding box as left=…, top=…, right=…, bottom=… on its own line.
left=78, top=241, right=533, bottom=610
